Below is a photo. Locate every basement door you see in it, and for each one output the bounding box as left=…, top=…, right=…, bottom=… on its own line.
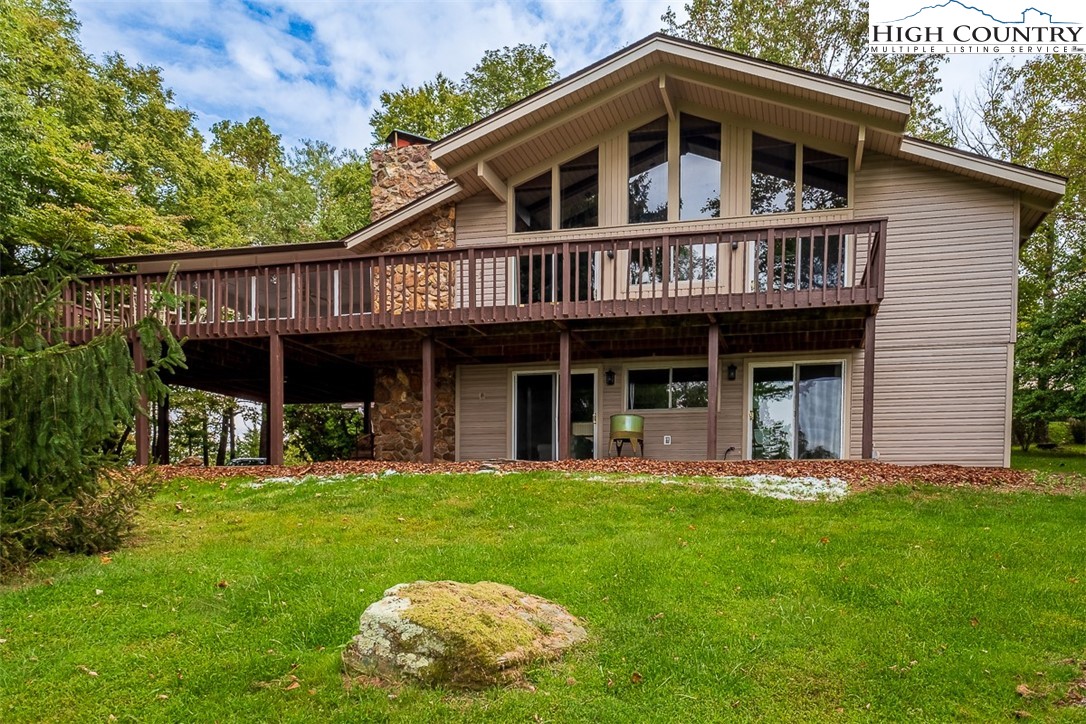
left=513, top=371, right=597, bottom=461
left=749, top=362, right=844, bottom=459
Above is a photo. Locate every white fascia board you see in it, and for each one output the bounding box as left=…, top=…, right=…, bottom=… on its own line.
left=899, top=138, right=1066, bottom=203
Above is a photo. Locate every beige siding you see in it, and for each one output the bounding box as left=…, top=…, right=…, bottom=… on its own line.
left=456, top=354, right=850, bottom=462
left=854, top=153, right=1017, bottom=466
left=456, top=365, right=509, bottom=460
left=456, top=192, right=507, bottom=247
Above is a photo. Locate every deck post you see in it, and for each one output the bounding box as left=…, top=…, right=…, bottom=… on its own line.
left=862, top=314, right=876, bottom=459
left=421, top=335, right=434, bottom=463
left=133, top=342, right=149, bottom=466
left=558, top=330, right=571, bottom=460
left=155, top=393, right=170, bottom=465
left=268, top=332, right=284, bottom=465
left=707, top=323, right=719, bottom=459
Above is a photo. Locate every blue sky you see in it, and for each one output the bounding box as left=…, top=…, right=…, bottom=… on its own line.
left=70, top=0, right=998, bottom=152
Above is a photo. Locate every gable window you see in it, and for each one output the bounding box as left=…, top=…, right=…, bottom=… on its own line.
left=679, top=113, right=721, bottom=220
left=751, top=133, right=849, bottom=215
left=514, top=170, right=551, bottom=232
left=513, top=150, right=599, bottom=233
left=802, top=146, right=848, bottom=210
left=560, top=148, right=599, bottom=228
left=627, top=366, right=709, bottom=409
left=628, top=116, right=669, bottom=223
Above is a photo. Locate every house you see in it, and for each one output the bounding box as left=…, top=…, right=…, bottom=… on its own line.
left=71, top=34, right=1066, bottom=468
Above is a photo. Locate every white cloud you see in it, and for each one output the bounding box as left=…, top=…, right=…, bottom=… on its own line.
left=70, top=0, right=993, bottom=153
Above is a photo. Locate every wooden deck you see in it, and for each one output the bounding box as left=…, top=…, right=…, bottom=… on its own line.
left=65, top=219, right=886, bottom=343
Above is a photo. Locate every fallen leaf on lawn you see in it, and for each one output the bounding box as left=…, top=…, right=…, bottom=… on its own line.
left=566, top=677, right=577, bottom=686
left=77, top=665, right=98, bottom=677
left=99, top=556, right=112, bottom=565
left=1016, top=684, right=1036, bottom=698
left=284, top=681, right=300, bottom=691
left=217, top=580, right=229, bottom=588
left=970, top=617, right=979, bottom=627
left=175, top=502, right=183, bottom=512
left=819, top=537, right=830, bottom=545
left=95, top=589, right=103, bottom=596
left=156, top=694, right=168, bottom=700
left=1014, top=711, right=1032, bottom=719
left=308, top=688, right=316, bottom=695
left=607, top=678, right=614, bottom=687
left=650, top=612, right=664, bottom=621
left=631, top=671, right=643, bottom=684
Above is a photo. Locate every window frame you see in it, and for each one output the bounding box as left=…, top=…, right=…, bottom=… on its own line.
left=749, top=132, right=852, bottom=216
left=744, top=357, right=849, bottom=460
left=624, top=363, right=714, bottom=411
left=509, top=145, right=601, bottom=234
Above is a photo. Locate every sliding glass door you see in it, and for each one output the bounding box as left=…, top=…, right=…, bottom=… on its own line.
left=751, top=363, right=843, bottom=459
left=514, top=371, right=597, bottom=461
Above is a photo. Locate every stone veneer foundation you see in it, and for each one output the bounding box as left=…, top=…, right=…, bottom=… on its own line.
left=373, top=364, right=456, bottom=462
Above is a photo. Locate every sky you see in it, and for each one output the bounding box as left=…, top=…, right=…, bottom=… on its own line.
left=69, top=0, right=1000, bottom=152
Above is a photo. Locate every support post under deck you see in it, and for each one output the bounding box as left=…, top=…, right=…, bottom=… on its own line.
left=558, top=330, right=571, bottom=460
left=268, top=332, right=284, bottom=465
left=421, top=335, right=434, bottom=463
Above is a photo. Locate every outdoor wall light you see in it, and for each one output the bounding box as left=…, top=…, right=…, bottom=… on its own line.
left=727, top=363, right=738, bottom=381
left=605, top=369, right=616, bottom=386
left=731, top=240, right=739, bottom=251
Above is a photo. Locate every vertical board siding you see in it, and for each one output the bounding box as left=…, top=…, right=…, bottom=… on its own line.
left=854, top=153, right=1017, bottom=466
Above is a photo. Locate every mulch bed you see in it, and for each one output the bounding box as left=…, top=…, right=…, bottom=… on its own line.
left=144, top=459, right=1085, bottom=494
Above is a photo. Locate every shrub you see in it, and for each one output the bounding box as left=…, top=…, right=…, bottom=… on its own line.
left=1069, top=419, right=1086, bottom=445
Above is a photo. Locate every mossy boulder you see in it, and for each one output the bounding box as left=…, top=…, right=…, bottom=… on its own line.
left=342, top=580, right=587, bottom=689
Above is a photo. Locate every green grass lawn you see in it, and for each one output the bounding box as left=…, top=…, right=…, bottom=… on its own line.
left=1012, top=444, right=1086, bottom=475
left=2, top=472, right=1084, bottom=722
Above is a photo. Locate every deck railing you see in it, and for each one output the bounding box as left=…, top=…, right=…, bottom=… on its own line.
left=64, top=218, right=886, bottom=342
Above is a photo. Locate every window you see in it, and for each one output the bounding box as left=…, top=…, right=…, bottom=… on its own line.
left=802, top=146, right=848, bottom=210
left=513, top=150, right=599, bottom=233
left=561, top=149, right=599, bottom=229
left=514, top=170, right=551, bottom=232
left=517, top=251, right=597, bottom=304
left=628, top=367, right=709, bottom=409
left=628, top=116, right=669, bottom=223
left=751, top=133, right=796, bottom=214
left=751, top=133, right=849, bottom=215
left=679, top=113, right=721, bottom=220
left=628, top=242, right=717, bottom=285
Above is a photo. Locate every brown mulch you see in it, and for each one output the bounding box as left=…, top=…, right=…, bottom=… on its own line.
left=143, top=459, right=1085, bottom=494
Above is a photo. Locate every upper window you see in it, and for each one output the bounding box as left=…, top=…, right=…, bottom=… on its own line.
left=513, top=149, right=599, bottom=233
left=628, top=116, right=669, bottom=223
left=751, top=133, right=848, bottom=215
left=627, top=367, right=709, bottom=410
left=514, top=170, right=551, bottom=232
left=561, top=149, right=599, bottom=229
left=679, top=113, right=721, bottom=220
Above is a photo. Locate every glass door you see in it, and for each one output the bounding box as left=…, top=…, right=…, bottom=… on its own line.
left=570, top=372, right=596, bottom=459
left=751, top=363, right=843, bottom=459
left=514, top=371, right=597, bottom=460
left=514, top=372, right=556, bottom=461
left=752, top=366, right=794, bottom=459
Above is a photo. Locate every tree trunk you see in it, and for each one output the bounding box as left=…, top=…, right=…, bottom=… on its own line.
left=201, top=413, right=210, bottom=467
left=215, top=405, right=229, bottom=466
left=228, top=404, right=237, bottom=459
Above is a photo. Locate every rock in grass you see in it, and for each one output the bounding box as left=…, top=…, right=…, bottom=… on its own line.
left=342, top=580, right=586, bottom=689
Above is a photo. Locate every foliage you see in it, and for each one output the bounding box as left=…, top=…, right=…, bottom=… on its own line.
left=662, top=0, right=951, bottom=141
left=956, top=56, right=1086, bottom=450
left=0, top=265, right=184, bottom=572
left=284, top=403, right=366, bottom=461
left=369, top=44, right=559, bottom=143
left=1, top=473, right=1085, bottom=719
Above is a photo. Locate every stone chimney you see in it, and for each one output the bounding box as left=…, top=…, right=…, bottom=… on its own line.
left=370, top=131, right=450, bottom=221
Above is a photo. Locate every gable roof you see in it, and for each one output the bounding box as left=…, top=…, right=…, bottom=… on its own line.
left=430, top=33, right=913, bottom=174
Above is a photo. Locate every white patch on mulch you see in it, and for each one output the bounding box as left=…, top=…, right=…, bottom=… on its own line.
left=736, top=474, right=849, bottom=501
left=242, top=472, right=370, bottom=488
